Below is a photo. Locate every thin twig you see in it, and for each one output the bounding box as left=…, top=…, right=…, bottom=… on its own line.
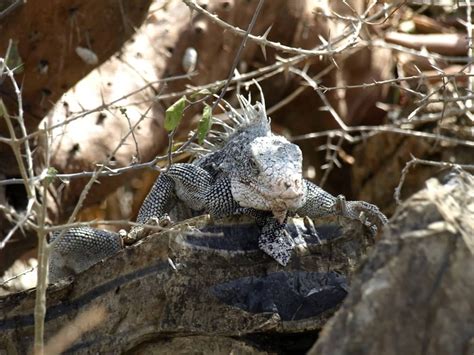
left=0, top=265, right=37, bottom=288
left=292, top=125, right=474, bottom=148
left=50, top=103, right=155, bottom=249
left=182, top=0, right=372, bottom=57
left=394, top=156, right=474, bottom=205
left=177, top=0, right=265, bottom=154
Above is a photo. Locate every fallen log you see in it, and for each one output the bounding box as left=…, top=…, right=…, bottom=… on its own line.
left=0, top=215, right=374, bottom=354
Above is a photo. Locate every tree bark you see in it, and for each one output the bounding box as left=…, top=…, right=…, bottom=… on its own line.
left=0, top=215, right=374, bottom=354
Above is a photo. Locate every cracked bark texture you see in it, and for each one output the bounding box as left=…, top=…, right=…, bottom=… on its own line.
left=0, top=216, right=374, bottom=354
left=310, top=170, right=474, bottom=355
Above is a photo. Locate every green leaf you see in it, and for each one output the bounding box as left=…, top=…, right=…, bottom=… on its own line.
left=164, top=96, right=186, bottom=132
left=198, top=104, right=212, bottom=145
left=44, top=167, right=58, bottom=185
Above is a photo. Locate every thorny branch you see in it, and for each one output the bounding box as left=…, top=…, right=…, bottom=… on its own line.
left=465, top=0, right=474, bottom=116
left=0, top=58, right=48, bottom=353
left=171, top=0, right=265, bottom=162
left=183, top=0, right=373, bottom=57
left=394, top=156, right=474, bottom=205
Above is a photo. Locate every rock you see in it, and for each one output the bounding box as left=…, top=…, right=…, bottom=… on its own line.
left=309, top=170, right=474, bottom=355
left=0, top=215, right=374, bottom=354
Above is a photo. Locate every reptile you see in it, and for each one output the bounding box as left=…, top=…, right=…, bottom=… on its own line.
left=49, top=94, right=388, bottom=282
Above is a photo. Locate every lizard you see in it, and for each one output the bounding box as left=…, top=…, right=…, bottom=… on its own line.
left=49, top=94, right=388, bottom=281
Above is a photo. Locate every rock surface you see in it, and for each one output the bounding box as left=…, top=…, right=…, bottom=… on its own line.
left=0, top=215, right=374, bottom=354
left=310, top=170, right=474, bottom=355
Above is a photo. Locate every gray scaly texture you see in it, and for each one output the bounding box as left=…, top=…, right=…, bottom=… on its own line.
left=49, top=94, right=388, bottom=281
left=49, top=227, right=122, bottom=282
left=130, top=95, right=387, bottom=265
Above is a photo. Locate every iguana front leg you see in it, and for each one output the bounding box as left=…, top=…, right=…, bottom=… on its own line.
left=126, top=173, right=175, bottom=243
left=135, top=175, right=174, bottom=225
left=128, top=163, right=212, bottom=242
left=205, top=175, right=240, bottom=218
left=297, top=180, right=388, bottom=233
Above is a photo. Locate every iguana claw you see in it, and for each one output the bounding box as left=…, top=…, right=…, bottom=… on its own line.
left=124, top=214, right=172, bottom=245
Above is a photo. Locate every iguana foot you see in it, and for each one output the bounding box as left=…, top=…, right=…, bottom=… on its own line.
left=336, top=195, right=388, bottom=235
left=124, top=214, right=172, bottom=245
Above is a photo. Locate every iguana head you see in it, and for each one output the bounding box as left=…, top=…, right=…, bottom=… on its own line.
left=205, top=93, right=307, bottom=222
left=230, top=135, right=307, bottom=223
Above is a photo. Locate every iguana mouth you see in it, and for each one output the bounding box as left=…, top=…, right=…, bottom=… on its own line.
left=253, top=183, right=303, bottom=203
left=248, top=182, right=305, bottom=222
left=272, top=208, right=288, bottom=224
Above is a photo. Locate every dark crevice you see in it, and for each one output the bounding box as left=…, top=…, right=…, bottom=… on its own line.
left=241, top=331, right=320, bottom=354
left=4, top=181, right=28, bottom=211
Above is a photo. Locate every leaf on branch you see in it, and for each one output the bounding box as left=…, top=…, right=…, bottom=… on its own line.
left=45, top=167, right=58, bottom=185
left=164, top=96, right=187, bottom=132
left=198, top=103, right=212, bottom=145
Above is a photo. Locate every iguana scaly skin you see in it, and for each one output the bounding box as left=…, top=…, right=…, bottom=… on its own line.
left=49, top=95, right=388, bottom=281
left=49, top=227, right=123, bottom=282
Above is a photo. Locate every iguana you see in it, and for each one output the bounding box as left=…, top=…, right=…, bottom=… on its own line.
left=49, top=95, right=387, bottom=281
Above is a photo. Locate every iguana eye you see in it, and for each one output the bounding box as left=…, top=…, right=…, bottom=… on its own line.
left=249, top=159, right=259, bottom=171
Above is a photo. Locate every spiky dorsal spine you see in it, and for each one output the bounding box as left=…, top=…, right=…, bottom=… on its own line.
left=186, top=94, right=270, bottom=158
